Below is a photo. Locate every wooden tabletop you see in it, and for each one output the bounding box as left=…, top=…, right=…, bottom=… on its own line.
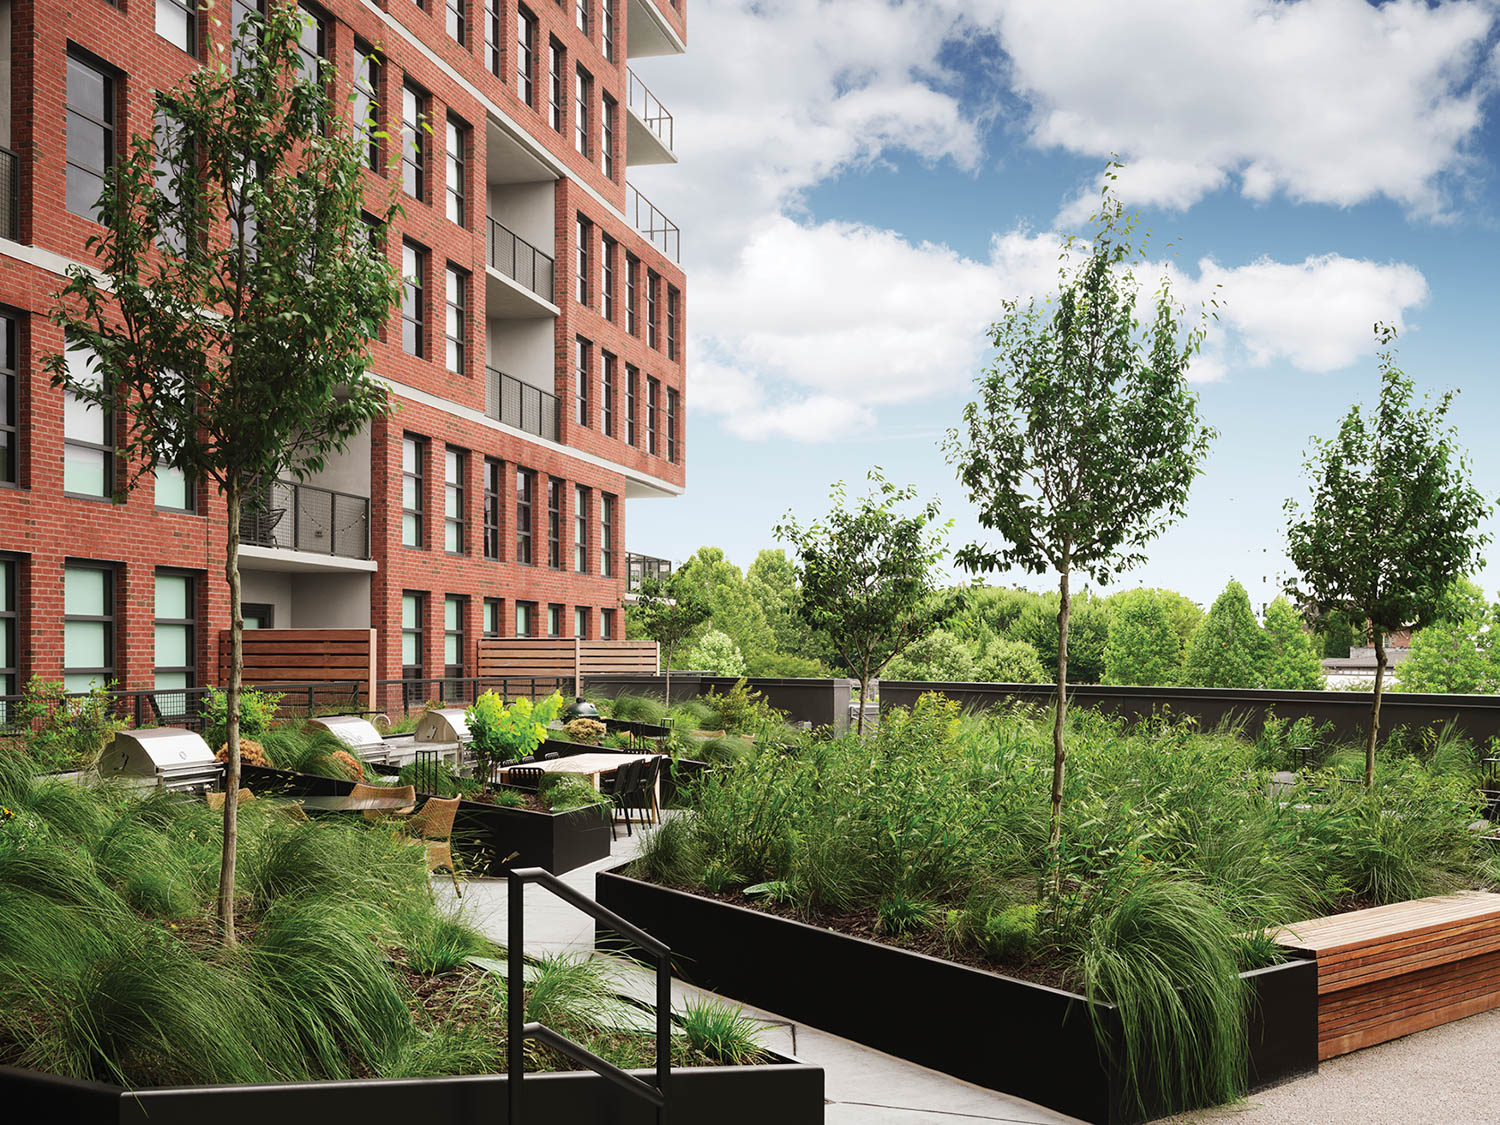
left=495, top=752, right=655, bottom=777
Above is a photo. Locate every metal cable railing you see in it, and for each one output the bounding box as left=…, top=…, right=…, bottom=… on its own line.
left=487, top=217, right=556, bottom=302
left=627, top=69, right=674, bottom=153
left=486, top=366, right=560, bottom=442
left=626, top=183, right=680, bottom=263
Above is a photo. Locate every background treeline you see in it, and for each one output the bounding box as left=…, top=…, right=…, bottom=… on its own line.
left=631, top=550, right=1500, bottom=694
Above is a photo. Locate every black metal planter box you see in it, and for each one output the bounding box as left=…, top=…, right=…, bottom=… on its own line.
left=240, top=766, right=611, bottom=876
left=0, top=1054, right=825, bottom=1125
left=595, top=869, right=1319, bottom=1125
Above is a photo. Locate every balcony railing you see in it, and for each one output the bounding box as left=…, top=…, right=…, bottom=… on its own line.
left=627, top=68, right=674, bottom=153
left=487, top=217, right=556, bottom=303
left=626, top=552, right=673, bottom=592
left=240, top=478, right=371, bottom=560
left=0, top=147, right=18, bottom=242
left=626, top=183, right=680, bottom=263
left=486, top=366, right=560, bottom=443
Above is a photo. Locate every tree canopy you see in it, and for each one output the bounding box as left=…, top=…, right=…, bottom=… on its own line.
left=1260, top=596, right=1326, bottom=691
left=1104, top=591, right=1182, bottom=686
left=1181, top=581, right=1268, bottom=689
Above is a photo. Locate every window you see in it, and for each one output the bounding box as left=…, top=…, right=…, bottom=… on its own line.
left=154, top=571, right=195, bottom=691
left=574, top=486, right=589, bottom=573
left=157, top=0, right=197, bottom=54
left=485, top=1, right=501, bottom=76
left=547, top=604, right=563, bottom=637
left=402, top=240, right=426, bottom=356
left=646, top=376, right=659, bottom=455
left=402, top=592, right=425, bottom=682
left=602, top=0, right=615, bottom=61
left=515, top=467, right=535, bottom=564
left=625, top=364, right=638, bottom=446
left=548, top=38, right=564, bottom=132
left=601, top=351, right=616, bottom=436
left=667, top=285, right=680, bottom=361
left=66, top=52, right=116, bottom=222
left=576, top=0, right=590, bottom=35
left=402, top=434, right=425, bottom=548
left=402, top=83, right=427, bottom=199
left=516, top=600, right=536, bottom=638
left=647, top=270, right=660, bottom=349
left=0, top=557, right=17, bottom=712
left=153, top=106, right=193, bottom=256
left=63, top=343, right=113, bottom=498
left=601, top=236, right=616, bottom=321
left=576, top=216, right=591, bottom=306
left=295, top=3, right=326, bottom=85
left=483, top=597, right=502, bottom=637
left=444, top=446, right=466, bottom=553
left=447, top=0, right=465, bottom=45
left=1, top=313, right=16, bottom=486
left=155, top=463, right=194, bottom=511
left=445, top=265, right=467, bottom=374
left=574, top=66, right=592, bottom=157
left=353, top=42, right=381, bottom=170
left=64, top=564, right=113, bottom=694
left=600, top=493, right=615, bottom=577
left=517, top=7, right=537, bottom=105
left=230, top=0, right=266, bottom=71
left=444, top=596, right=466, bottom=678
left=601, top=607, right=615, bottom=640
left=575, top=337, right=591, bottom=427
left=547, top=477, right=563, bottom=569
left=625, top=254, right=640, bottom=335
left=445, top=116, right=467, bottom=226
left=483, top=457, right=502, bottom=559
left=667, top=387, right=680, bottom=463
left=601, top=93, right=616, bottom=181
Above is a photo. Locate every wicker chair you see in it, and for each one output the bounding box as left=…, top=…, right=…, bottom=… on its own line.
left=405, top=795, right=463, bottom=896
left=207, top=788, right=255, bottom=811
left=349, top=781, right=416, bottom=821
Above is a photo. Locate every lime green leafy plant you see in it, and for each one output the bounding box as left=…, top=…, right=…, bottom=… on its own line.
left=465, top=690, right=564, bottom=789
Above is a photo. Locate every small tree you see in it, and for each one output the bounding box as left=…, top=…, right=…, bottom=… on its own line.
left=1396, top=579, right=1496, bottom=694
left=946, top=182, right=1215, bottom=846
left=1103, top=591, right=1181, bottom=686
left=775, top=471, right=953, bottom=735
left=1180, top=580, right=1268, bottom=689
left=46, top=8, right=402, bottom=942
left=631, top=564, right=712, bottom=704
left=1260, top=596, right=1326, bottom=690
left=1285, top=327, right=1492, bottom=788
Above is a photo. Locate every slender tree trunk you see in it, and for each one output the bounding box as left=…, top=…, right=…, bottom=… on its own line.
left=1050, top=565, right=1071, bottom=851
left=663, top=645, right=672, bottom=710
left=1366, top=628, right=1386, bottom=792
left=856, top=673, right=869, bottom=738
left=218, top=480, right=243, bottom=945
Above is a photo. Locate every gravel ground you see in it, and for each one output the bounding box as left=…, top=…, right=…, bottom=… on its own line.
left=1167, top=1007, right=1500, bottom=1125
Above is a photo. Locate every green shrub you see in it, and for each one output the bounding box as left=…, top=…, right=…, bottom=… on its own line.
left=11, top=678, right=126, bottom=770
left=678, top=998, right=769, bottom=1066
left=700, top=679, right=785, bottom=735
left=466, top=690, right=564, bottom=782
left=608, top=693, right=667, bottom=725
left=200, top=686, right=284, bottom=749
left=539, top=773, right=610, bottom=814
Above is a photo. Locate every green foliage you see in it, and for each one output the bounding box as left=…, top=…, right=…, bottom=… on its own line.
left=973, top=634, right=1047, bottom=684
left=538, top=773, right=610, bottom=814
left=1396, top=579, right=1498, bottom=694
left=630, top=565, right=713, bottom=698
left=678, top=629, right=748, bottom=676
left=563, top=717, right=608, bottom=745
left=200, top=686, right=284, bottom=748
left=1013, top=592, right=1113, bottom=684
left=701, top=678, right=787, bottom=736
left=1260, top=596, right=1326, bottom=690
left=1181, top=581, right=1269, bottom=689
left=881, top=629, right=975, bottom=682
left=1319, top=610, right=1357, bottom=659
left=673, top=548, right=777, bottom=669
left=1104, top=591, right=1182, bottom=686
left=876, top=890, right=942, bottom=936
left=677, top=999, right=770, bottom=1066
left=747, top=548, right=825, bottom=668
left=10, top=678, right=126, bottom=771
left=775, top=470, right=955, bottom=734
left=465, top=690, right=564, bottom=783
left=608, top=693, right=668, bottom=725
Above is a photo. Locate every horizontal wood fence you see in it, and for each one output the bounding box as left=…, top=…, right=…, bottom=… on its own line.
left=217, top=628, right=377, bottom=711
left=475, top=638, right=659, bottom=685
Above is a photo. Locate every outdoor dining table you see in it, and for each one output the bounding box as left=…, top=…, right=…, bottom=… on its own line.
left=493, top=752, right=655, bottom=791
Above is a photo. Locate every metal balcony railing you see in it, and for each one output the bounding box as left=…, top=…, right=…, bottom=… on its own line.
left=626, top=183, right=680, bottom=263
left=486, top=216, right=555, bottom=303
left=627, top=68, right=674, bottom=153
left=486, top=366, right=560, bottom=443
left=240, top=478, right=371, bottom=559
left=626, top=552, right=673, bottom=592
left=0, top=147, right=18, bottom=242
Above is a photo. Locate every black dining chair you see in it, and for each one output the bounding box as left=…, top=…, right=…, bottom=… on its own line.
left=636, top=755, right=664, bottom=826
left=504, top=766, right=545, bottom=792
left=609, top=758, right=643, bottom=840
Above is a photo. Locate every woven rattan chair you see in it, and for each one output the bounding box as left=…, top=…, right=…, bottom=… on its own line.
left=349, top=781, right=416, bottom=821
left=207, top=788, right=255, bottom=811
left=405, top=795, right=463, bottom=896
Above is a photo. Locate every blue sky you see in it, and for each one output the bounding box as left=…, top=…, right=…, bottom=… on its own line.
left=625, top=0, right=1500, bottom=611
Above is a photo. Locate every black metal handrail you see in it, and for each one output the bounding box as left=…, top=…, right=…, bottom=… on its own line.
left=378, top=675, right=573, bottom=714
left=627, top=69, right=674, bottom=152
left=486, top=365, right=560, bottom=442
left=240, top=478, right=370, bottom=560
left=487, top=216, right=556, bottom=302
left=508, top=866, right=671, bottom=1124
left=626, top=183, right=680, bottom=263
left=626, top=552, right=674, bottom=592
left=0, top=147, right=17, bottom=242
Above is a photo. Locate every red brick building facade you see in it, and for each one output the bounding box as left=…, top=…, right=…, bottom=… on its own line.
left=0, top=0, right=687, bottom=707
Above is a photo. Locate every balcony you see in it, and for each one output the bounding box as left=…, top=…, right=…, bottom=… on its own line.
left=486, top=366, right=560, bottom=443
left=486, top=217, right=559, bottom=320
left=0, top=147, right=17, bottom=241
left=626, top=69, right=675, bottom=166
left=626, top=183, right=681, bottom=263
left=626, top=552, right=674, bottom=592
left=240, top=479, right=371, bottom=561
left=627, top=0, right=686, bottom=58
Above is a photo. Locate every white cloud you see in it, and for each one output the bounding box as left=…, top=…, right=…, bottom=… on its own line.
left=994, top=0, right=1496, bottom=217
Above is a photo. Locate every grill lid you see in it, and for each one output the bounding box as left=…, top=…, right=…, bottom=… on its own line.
left=414, top=707, right=471, bottom=744
left=307, top=715, right=388, bottom=759
left=99, top=728, right=216, bottom=778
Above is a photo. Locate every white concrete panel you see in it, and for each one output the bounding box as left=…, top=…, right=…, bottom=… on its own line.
left=0, top=2, right=12, bottom=149
left=486, top=317, right=557, bottom=394
left=301, top=425, right=372, bottom=498
left=291, top=572, right=371, bottom=628
left=487, top=181, right=555, bottom=256
left=240, top=570, right=293, bottom=627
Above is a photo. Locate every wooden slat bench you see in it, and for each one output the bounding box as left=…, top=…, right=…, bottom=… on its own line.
left=1273, top=891, right=1500, bottom=1059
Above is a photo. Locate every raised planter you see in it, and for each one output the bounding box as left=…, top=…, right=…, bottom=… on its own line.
left=0, top=1053, right=824, bottom=1125
left=595, top=868, right=1319, bottom=1125
left=241, top=765, right=610, bottom=876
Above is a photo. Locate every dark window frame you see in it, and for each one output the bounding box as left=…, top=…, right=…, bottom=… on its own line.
left=402, top=433, right=426, bottom=548
left=601, top=351, right=616, bottom=436
left=402, top=81, right=428, bottom=201
left=625, top=363, right=638, bottom=446
left=548, top=37, right=564, bottom=133
left=1, top=311, right=17, bottom=488
left=601, top=92, right=616, bottom=180
left=483, top=456, right=502, bottom=559
left=600, top=606, right=615, bottom=640
left=602, top=0, right=615, bottom=61
left=353, top=40, right=382, bottom=171
left=447, top=0, right=466, bottom=46
left=667, top=386, right=680, bottom=464
left=483, top=596, right=502, bottom=638
left=576, top=215, right=592, bottom=307
left=625, top=253, right=639, bottom=335
left=444, top=594, right=467, bottom=679
left=402, top=591, right=426, bottom=683
left=547, top=603, right=564, bottom=637
left=0, top=554, right=19, bottom=710
left=517, top=6, right=537, bottom=105
left=646, top=269, right=660, bottom=349
left=485, top=0, right=502, bottom=76
left=402, top=239, right=427, bottom=357
left=575, top=336, right=592, bottom=428
left=600, top=492, right=615, bottom=577
left=515, top=466, right=535, bottom=565
left=573, top=484, right=589, bottom=574
left=156, top=0, right=200, bottom=56
left=547, top=476, right=563, bottom=570
left=446, top=115, right=468, bottom=227
left=646, top=375, right=659, bottom=455
left=515, top=599, right=537, bottom=637
left=294, top=2, right=328, bottom=86
left=574, top=605, right=591, bottom=639
left=62, top=341, right=115, bottom=501
left=574, top=64, right=592, bottom=158
left=667, top=284, right=680, bottom=361
left=153, top=568, right=197, bottom=691
left=63, top=561, right=115, bottom=692
left=601, top=235, right=616, bottom=320
left=444, top=445, right=466, bottom=554
left=445, top=263, right=467, bottom=375
left=66, top=50, right=117, bottom=223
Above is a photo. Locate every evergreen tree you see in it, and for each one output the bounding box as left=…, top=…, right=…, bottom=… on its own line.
left=1180, top=581, right=1269, bottom=688
left=1260, top=596, right=1326, bottom=690
left=1103, top=591, right=1181, bottom=686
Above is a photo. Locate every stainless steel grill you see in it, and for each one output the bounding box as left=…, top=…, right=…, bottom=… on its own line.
left=414, top=707, right=471, bottom=745
left=308, top=715, right=389, bottom=762
left=98, top=728, right=222, bottom=794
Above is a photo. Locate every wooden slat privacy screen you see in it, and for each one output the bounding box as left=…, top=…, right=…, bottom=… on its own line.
left=475, top=638, right=659, bottom=683
left=216, top=628, right=377, bottom=710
